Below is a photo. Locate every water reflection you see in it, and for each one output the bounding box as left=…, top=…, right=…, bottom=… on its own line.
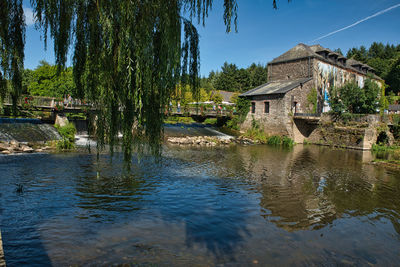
left=1, top=145, right=400, bottom=265
left=187, top=145, right=400, bottom=233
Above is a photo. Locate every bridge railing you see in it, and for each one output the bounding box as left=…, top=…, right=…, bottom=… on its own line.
left=3, top=95, right=92, bottom=109
left=168, top=106, right=234, bottom=117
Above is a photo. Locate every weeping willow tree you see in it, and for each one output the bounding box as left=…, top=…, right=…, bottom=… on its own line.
left=0, top=0, right=285, bottom=163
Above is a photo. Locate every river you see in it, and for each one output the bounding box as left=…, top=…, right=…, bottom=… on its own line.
left=0, top=142, right=399, bottom=265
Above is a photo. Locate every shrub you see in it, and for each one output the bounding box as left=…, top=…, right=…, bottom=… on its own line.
left=329, top=78, right=380, bottom=114
left=282, top=136, right=295, bottom=147
left=226, top=116, right=240, bottom=130
left=307, top=87, right=318, bottom=113
left=55, top=122, right=76, bottom=150
left=236, top=97, right=250, bottom=123
left=267, top=135, right=282, bottom=145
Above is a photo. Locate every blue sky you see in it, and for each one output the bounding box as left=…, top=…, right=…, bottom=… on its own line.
left=23, top=0, right=400, bottom=76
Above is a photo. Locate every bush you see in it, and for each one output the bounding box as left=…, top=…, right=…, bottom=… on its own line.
left=236, top=97, right=250, bottom=123
left=265, top=135, right=294, bottom=147
left=329, top=78, right=380, bottom=114
left=226, top=116, right=240, bottom=130
left=282, top=136, right=295, bottom=147
left=267, top=135, right=282, bottom=145
left=55, top=122, right=76, bottom=150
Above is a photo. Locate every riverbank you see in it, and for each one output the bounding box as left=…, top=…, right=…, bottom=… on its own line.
left=0, top=141, right=54, bottom=155
left=0, top=230, right=5, bottom=267
left=167, top=136, right=233, bottom=146
left=371, top=144, right=400, bottom=168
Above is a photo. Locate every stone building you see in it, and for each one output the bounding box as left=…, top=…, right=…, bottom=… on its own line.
left=240, top=43, right=383, bottom=141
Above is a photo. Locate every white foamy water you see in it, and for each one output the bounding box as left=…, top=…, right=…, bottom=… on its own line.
left=203, top=127, right=234, bottom=140
left=75, top=135, right=97, bottom=147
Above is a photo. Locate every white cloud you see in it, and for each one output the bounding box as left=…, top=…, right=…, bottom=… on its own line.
left=24, top=7, right=36, bottom=27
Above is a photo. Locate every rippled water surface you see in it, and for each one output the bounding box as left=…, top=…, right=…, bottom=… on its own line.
left=1, top=145, right=400, bottom=266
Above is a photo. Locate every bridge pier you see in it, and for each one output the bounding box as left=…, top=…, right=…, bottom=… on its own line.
left=292, top=116, right=320, bottom=143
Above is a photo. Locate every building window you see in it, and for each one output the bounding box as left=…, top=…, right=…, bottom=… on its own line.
left=264, top=102, right=270, bottom=114
left=251, top=102, right=256, bottom=113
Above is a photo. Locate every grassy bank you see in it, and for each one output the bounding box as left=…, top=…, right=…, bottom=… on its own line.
left=372, top=144, right=400, bottom=167
left=164, top=116, right=195, bottom=124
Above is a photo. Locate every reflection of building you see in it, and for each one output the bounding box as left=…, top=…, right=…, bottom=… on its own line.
left=234, top=145, right=394, bottom=232
left=240, top=43, right=383, bottom=137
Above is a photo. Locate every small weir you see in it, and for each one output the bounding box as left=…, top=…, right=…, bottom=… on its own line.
left=0, top=118, right=60, bottom=142
left=164, top=123, right=234, bottom=139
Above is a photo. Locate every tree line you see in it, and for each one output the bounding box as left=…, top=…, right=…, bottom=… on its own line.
left=22, top=61, right=75, bottom=99
left=200, top=62, right=268, bottom=93
left=21, top=61, right=268, bottom=102
left=346, top=42, right=400, bottom=95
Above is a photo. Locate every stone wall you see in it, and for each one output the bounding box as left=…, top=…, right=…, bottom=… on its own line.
left=284, top=79, right=315, bottom=114
left=294, top=114, right=393, bottom=150
left=241, top=79, right=315, bottom=138
left=268, top=58, right=312, bottom=81
left=241, top=94, right=290, bottom=136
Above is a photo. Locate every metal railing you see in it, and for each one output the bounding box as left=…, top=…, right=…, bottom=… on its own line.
left=167, top=106, right=234, bottom=117
left=3, top=95, right=92, bottom=109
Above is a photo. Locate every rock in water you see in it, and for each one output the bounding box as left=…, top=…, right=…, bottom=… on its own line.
left=55, top=114, right=69, bottom=127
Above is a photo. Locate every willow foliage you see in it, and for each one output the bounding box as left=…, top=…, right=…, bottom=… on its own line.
left=0, top=0, right=25, bottom=114
left=0, top=0, right=285, bottom=164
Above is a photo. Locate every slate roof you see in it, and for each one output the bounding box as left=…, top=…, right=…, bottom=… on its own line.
left=270, top=43, right=316, bottom=63
left=270, top=43, right=382, bottom=80
left=240, top=77, right=312, bottom=97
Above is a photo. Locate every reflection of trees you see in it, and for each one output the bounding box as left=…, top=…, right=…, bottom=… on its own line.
left=74, top=154, right=155, bottom=214
left=235, top=145, right=400, bottom=233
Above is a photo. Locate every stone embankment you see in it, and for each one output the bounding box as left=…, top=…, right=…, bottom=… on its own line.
left=167, top=135, right=262, bottom=146
left=167, top=136, right=234, bottom=146
left=0, top=140, right=53, bottom=155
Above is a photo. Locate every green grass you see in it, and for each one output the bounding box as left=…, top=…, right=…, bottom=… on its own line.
left=266, top=135, right=282, bottom=145
left=372, top=144, right=400, bottom=152
left=164, top=116, right=195, bottom=124
left=282, top=136, right=295, bottom=147
left=203, top=118, right=217, bottom=125
left=243, top=128, right=268, bottom=143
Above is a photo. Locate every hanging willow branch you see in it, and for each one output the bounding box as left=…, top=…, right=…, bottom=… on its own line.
left=0, top=0, right=288, bottom=165
left=0, top=0, right=25, bottom=113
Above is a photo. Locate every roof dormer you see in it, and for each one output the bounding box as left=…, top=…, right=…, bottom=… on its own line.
left=328, top=53, right=339, bottom=63
left=337, top=56, right=347, bottom=66
left=351, top=63, right=363, bottom=71
left=316, top=49, right=329, bottom=59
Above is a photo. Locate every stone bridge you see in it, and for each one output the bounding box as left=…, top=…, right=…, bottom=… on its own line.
left=292, top=113, right=321, bottom=143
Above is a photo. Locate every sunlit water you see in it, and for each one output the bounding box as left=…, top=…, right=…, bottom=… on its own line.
left=1, top=144, right=400, bottom=266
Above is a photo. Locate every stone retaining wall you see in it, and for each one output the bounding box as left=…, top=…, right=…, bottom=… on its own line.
left=295, top=114, right=394, bottom=150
